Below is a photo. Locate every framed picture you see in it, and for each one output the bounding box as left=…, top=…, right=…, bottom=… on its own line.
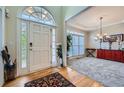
left=103, top=34, right=124, bottom=42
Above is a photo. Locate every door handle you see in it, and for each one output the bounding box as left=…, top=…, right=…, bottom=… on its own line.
left=29, top=42, right=33, bottom=47
left=29, top=42, right=33, bottom=51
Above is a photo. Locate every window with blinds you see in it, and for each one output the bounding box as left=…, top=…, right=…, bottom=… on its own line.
left=68, top=31, right=85, bottom=57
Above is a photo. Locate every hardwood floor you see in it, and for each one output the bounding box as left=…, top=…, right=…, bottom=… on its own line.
left=3, top=67, right=103, bottom=87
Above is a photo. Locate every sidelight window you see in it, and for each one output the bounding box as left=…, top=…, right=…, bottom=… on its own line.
left=20, top=21, right=28, bottom=68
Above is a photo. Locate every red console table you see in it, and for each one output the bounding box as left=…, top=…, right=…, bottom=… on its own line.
left=97, top=49, right=124, bottom=63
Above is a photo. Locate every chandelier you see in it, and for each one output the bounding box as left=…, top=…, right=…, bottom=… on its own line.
left=94, top=17, right=108, bottom=49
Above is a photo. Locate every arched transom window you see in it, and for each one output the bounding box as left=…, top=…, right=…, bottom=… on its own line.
left=21, top=6, right=55, bottom=26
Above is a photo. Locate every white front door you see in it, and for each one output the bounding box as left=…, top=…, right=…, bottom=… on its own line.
left=29, top=22, right=51, bottom=72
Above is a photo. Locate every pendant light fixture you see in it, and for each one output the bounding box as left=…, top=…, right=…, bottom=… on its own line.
left=94, top=17, right=107, bottom=49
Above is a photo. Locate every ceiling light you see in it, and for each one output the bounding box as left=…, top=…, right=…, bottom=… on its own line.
left=94, top=17, right=108, bottom=49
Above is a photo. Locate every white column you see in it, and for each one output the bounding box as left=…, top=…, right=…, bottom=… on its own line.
left=62, top=21, right=67, bottom=66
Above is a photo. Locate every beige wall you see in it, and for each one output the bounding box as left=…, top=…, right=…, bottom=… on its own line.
left=4, top=6, right=96, bottom=67
left=62, top=6, right=88, bottom=20
left=5, top=6, right=124, bottom=64
left=60, top=6, right=88, bottom=65
left=67, top=25, right=89, bottom=48
left=88, top=23, right=124, bottom=50
left=4, top=6, right=87, bottom=67
left=5, top=6, right=63, bottom=61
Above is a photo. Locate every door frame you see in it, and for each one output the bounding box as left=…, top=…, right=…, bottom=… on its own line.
left=17, top=18, right=56, bottom=76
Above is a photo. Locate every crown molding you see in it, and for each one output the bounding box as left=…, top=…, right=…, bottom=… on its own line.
left=68, top=20, right=124, bottom=31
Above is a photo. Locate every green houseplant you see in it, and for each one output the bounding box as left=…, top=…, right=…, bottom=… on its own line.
left=56, top=34, right=72, bottom=67
left=56, top=44, right=63, bottom=67
left=67, top=34, right=72, bottom=56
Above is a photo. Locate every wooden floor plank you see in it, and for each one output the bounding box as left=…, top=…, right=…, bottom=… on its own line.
left=3, top=67, right=103, bottom=87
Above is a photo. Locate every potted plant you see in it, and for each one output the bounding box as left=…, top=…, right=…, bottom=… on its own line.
left=67, top=34, right=72, bottom=56
left=56, top=44, right=63, bottom=67
left=56, top=34, right=72, bottom=67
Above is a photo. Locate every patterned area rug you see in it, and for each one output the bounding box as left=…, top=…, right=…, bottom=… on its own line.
left=24, top=72, right=75, bottom=87
left=68, top=57, right=124, bottom=87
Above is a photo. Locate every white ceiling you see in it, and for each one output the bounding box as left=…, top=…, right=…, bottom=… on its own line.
left=67, top=6, right=124, bottom=31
